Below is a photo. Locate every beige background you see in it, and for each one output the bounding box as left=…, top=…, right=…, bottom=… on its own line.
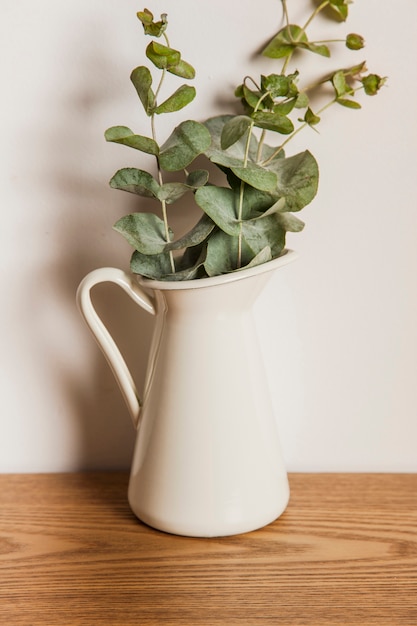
left=1, top=0, right=416, bottom=471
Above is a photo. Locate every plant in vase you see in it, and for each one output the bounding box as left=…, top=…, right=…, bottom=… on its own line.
left=105, top=1, right=385, bottom=281
left=76, top=1, right=385, bottom=537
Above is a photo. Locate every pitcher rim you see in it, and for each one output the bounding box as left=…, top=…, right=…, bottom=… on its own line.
left=137, top=249, right=297, bottom=291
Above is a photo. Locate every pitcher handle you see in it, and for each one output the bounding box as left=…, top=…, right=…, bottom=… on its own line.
left=76, top=267, right=156, bottom=429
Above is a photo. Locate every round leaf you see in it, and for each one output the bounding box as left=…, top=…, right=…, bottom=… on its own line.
left=114, top=212, right=172, bottom=254
left=155, top=85, right=196, bottom=114
left=105, top=126, right=159, bottom=156
left=130, top=66, right=155, bottom=115
left=159, top=120, right=211, bottom=171
left=109, top=168, right=160, bottom=199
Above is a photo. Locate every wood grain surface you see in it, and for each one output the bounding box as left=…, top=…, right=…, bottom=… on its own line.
left=0, top=472, right=416, bottom=625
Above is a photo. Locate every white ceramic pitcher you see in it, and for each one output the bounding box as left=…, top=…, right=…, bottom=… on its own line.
left=76, top=250, right=296, bottom=537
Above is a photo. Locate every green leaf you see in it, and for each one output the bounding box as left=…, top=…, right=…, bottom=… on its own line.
left=295, top=92, right=309, bottom=108
left=241, top=214, right=286, bottom=258
left=275, top=212, right=305, bottom=232
left=155, top=85, right=196, bottom=114
left=204, top=115, right=259, bottom=163
left=104, top=126, right=159, bottom=156
left=301, top=41, right=330, bottom=57
left=262, top=25, right=307, bottom=59
left=130, top=66, right=155, bottom=115
left=332, top=70, right=349, bottom=98
left=337, top=98, right=361, bottom=109
left=146, top=41, right=181, bottom=70
left=159, top=120, right=211, bottom=171
left=261, top=74, right=293, bottom=98
left=304, top=108, right=321, bottom=126
left=114, top=212, right=172, bottom=254
left=165, top=214, right=215, bottom=251
left=252, top=111, right=294, bottom=135
left=243, top=246, right=273, bottom=269
left=231, top=164, right=277, bottom=193
left=158, top=182, right=189, bottom=204
left=273, top=99, right=298, bottom=116
left=242, top=84, right=264, bottom=110
left=109, top=168, right=160, bottom=199
left=176, top=241, right=208, bottom=279
left=186, top=169, right=209, bottom=188
left=137, top=9, right=167, bottom=37
left=130, top=249, right=173, bottom=279
left=328, top=0, right=349, bottom=21
left=167, top=59, right=196, bottom=79
left=194, top=186, right=240, bottom=236
left=265, top=150, right=319, bottom=212
left=204, top=230, right=253, bottom=276
left=258, top=197, right=286, bottom=218
left=221, top=115, right=252, bottom=150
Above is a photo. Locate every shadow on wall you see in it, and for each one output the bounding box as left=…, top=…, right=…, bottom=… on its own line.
left=30, top=21, right=160, bottom=470
left=27, top=13, right=226, bottom=470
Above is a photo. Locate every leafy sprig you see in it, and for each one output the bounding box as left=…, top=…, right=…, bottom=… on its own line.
left=105, top=2, right=386, bottom=280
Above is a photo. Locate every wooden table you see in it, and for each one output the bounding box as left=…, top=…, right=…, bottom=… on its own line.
left=0, top=473, right=416, bottom=625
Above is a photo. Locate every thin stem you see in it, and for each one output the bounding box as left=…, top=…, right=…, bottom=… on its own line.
left=256, top=129, right=267, bottom=163
left=260, top=96, right=340, bottom=167
left=280, top=0, right=330, bottom=74
left=236, top=120, right=255, bottom=269
left=281, top=0, right=290, bottom=27
left=150, top=43, right=175, bottom=274
left=302, top=0, right=329, bottom=33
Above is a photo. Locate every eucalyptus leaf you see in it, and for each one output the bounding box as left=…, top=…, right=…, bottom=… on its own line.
left=332, top=70, right=348, bottom=97
left=114, top=212, right=172, bottom=254
left=130, top=249, right=173, bottom=279
left=204, top=230, right=255, bottom=276
left=262, top=25, right=308, bottom=59
left=155, top=85, right=196, bottom=114
left=165, top=214, right=215, bottom=251
left=242, top=84, right=265, bottom=110
left=231, top=164, right=277, bottom=193
left=252, top=111, right=294, bottom=135
left=186, top=169, right=209, bottom=188
left=167, top=59, right=196, bottom=79
left=258, top=197, right=286, bottom=218
left=109, top=168, right=160, bottom=199
left=146, top=41, right=180, bottom=69
left=158, top=182, right=189, bottom=204
left=137, top=9, right=167, bottom=37
left=337, top=98, right=361, bottom=109
left=304, top=108, right=321, bottom=126
left=299, top=41, right=330, bottom=57
left=328, top=0, right=349, bottom=21
left=242, top=214, right=286, bottom=257
left=244, top=246, right=273, bottom=268
left=104, top=126, right=159, bottom=156
left=275, top=212, right=305, bottom=232
left=264, top=151, right=319, bottom=212
left=273, top=99, right=297, bottom=116
left=130, top=66, right=155, bottom=115
left=204, top=115, right=259, bottom=162
left=194, top=186, right=240, bottom=236
left=221, top=115, right=252, bottom=150
left=159, top=120, right=211, bottom=171
left=261, top=74, right=292, bottom=98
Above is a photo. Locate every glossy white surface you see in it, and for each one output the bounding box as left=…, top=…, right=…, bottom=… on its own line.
left=76, top=253, right=295, bottom=536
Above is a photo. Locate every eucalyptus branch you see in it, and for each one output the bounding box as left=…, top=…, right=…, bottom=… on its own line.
left=302, top=0, right=329, bottom=33
left=106, top=5, right=385, bottom=281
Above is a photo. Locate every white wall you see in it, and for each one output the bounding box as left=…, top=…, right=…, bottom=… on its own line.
left=1, top=0, right=416, bottom=472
